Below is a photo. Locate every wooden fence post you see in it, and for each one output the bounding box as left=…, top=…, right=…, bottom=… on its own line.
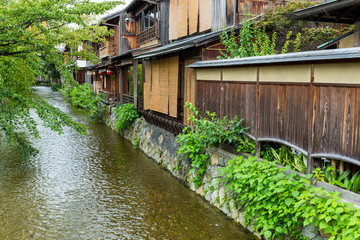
left=118, top=67, right=123, bottom=103
left=133, top=59, right=138, bottom=108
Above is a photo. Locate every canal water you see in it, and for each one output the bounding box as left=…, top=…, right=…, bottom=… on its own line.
left=0, top=86, right=254, bottom=239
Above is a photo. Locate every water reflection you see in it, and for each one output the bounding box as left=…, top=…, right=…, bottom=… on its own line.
left=0, top=86, right=254, bottom=239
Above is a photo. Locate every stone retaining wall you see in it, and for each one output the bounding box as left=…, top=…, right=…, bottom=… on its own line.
left=107, top=114, right=328, bottom=240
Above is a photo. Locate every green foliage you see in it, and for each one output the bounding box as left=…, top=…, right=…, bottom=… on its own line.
left=237, top=135, right=255, bottom=155
left=177, top=102, right=247, bottom=188
left=323, top=166, right=360, bottom=193
left=218, top=19, right=299, bottom=59
left=312, top=167, right=325, bottom=183
left=51, top=82, right=62, bottom=92
left=114, top=103, right=140, bottom=131
left=129, top=64, right=143, bottom=96
left=0, top=0, right=121, bottom=156
left=267, top=145, right=307, bottom=174
left=219, top=0, right=352, bottom=59
left=61, top=84, right=107, bottom=122
left=219, top=156, right=360, bottom=239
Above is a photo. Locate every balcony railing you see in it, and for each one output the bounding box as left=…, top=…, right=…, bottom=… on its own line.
left=136, top=25, right=158, bottom=45
left=99, top=44, right=117, bottom=59
left=99, top=89, right=118, bottom=105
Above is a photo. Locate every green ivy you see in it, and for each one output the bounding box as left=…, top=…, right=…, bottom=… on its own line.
left=114, top=103, right=140, bottom=131
left=219, top=156, right=360, bottom=239
left=177, top=102, right=247, bottom=188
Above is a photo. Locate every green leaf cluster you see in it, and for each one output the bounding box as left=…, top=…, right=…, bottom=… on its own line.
left=114, top=103, right=140, bottom=131
left=177, top=102, right=247, bottom=188
left=60, top=84, right=107, bottom=122
left=323, top=166, right=360, bottom=194
left=0, top=0, right=121, bottom=156
left=219, top=156, right=360, bottom=239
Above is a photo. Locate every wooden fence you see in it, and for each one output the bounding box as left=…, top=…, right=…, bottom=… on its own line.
left=191, top=52, right=360, bottom=173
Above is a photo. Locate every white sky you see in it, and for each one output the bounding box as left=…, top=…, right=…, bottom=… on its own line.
left=94, top=0, right=133, bottom=17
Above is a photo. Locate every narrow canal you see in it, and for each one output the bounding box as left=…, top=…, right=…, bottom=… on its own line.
left=0, top=86, right=254, bottom=239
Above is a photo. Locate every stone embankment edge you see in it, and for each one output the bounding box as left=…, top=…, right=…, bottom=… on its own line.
left=107, top=114, right=358, bottom=240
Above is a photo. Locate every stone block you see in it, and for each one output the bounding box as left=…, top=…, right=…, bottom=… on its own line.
left=229, top=199, right=239, bottom=219
left=210, top=153, right=219, bottom=166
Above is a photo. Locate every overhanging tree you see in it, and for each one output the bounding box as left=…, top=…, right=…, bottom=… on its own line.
left=0, top=0, right=121, bottom=157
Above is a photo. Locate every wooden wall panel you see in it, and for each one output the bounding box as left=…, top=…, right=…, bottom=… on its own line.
left=196, top=81, right=221, bottom=117
left=189, top=0, right=199, bottom=35
left=150, top=60, right=161, bottom=112
left=312, top=86, right=360, bottom=160
left=184, top=59, right=196, bottom=125
left=222, top=82, right=257, bottom=135
left=159, top=58, right=169, bottom=114
left=169, top=0, right=179, bottom=41
left=258, top=85, right=309, bottom=151
left=143, top=61, right=152, bottom=110
left=199, top=0, right=212, bottom=32
left=168, top=56, right=179, bottom=117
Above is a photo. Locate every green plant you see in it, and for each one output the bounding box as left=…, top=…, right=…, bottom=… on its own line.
left=133, top=137, right=140, bottom=149
left=324, top=166, right=360, bottom=193
left=51, top=82, right=62, bottom=92
left=219, top=156, right=360, bottom=240
left=312, top=167, right=325, bottom=183
left=237, top=135, right=255, bottom=155
left=177, top=102, right=247, bottom=188
left=114, top=103, right=140, bottom=131
left=60, top=84, right=107, bottom=121
left=268, top=145, right=307, bottom=174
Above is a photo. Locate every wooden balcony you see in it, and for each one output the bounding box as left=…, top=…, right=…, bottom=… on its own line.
left=99, top=44, right=117, bottom=59
left=136, top=25, right=158, bottom=46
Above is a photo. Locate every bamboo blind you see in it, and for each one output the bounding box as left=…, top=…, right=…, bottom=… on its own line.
left=189, top=0, right=199, bottom=35
left=168, top=56, right=179, bottom=117
left=199, top=0, right=212, bottom=32
left=160, top=58, right=169, bottom=114
left=177, top=0, right=188, bottom=38
left=150, top=59, right=161, bottom=112
left=143, top=61, right=152, bottom=110
left=169, top=0, right=179, bottom=41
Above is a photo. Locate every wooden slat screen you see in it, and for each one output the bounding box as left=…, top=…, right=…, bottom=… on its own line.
left=168, top=56, right=179, bottom=117
left=150, top=60, right=161, bottom=112
left=160, top=58, right=169, bottom=114
left=143, top=61, right=152, bottom=110
left=148, top=56, right=179, bottom=117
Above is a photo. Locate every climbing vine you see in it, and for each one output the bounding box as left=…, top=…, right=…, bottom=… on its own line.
left=219, top=156, right=360, bottom=240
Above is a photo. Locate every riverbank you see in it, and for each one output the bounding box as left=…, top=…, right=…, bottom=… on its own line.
left=107, top=113, right=350, bottom=240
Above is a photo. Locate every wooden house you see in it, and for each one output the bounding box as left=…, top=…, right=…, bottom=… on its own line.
left=86, top=0, right=291, bottom=129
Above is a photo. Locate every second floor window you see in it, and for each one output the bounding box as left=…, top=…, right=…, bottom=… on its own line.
left=139, top=5, right=158, bottom=33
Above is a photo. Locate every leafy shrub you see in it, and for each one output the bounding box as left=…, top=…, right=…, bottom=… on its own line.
left=60, top=84, right=107, bottom=121
left=220, top=156, right=360, bottom=240
left=114, top=103, right=140, bottom=131
left=177, top=102, right=247, bottom=188
left=51, top=82, right=62, bottom=91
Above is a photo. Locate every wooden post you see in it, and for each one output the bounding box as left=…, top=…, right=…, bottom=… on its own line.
left=255, top=141, right=261, bottom=157
left=133, top=59, right=138, bottom=108
left=118, top=67, right=123, bottom=103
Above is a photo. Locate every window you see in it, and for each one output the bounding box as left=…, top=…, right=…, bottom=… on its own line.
left=138, top=5, right=158, bottom=33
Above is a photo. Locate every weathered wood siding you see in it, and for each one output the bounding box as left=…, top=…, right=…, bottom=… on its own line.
left=119, top=12, right=136, bottom=55
left=184, top=59, right=197, bottom=125
left=144, top=56, right=180, bottom=117
left=194, top=61, right=360, bottom=168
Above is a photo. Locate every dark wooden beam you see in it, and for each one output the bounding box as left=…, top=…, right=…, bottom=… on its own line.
left=133, top=59, right=139, bottom=108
